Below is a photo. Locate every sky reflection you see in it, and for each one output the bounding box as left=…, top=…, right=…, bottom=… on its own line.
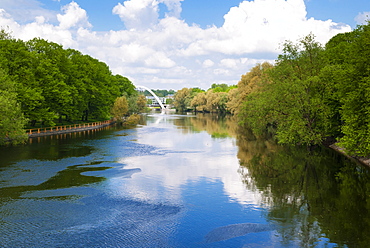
left=111, top=114, right=265, bottom=209
left=1, top=113, right=363, bottom=247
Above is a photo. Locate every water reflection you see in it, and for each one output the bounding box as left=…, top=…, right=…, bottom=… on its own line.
left=237, top=127, right=370, bottom=247
left=0, top=162, right=109, bottom=199
left=141, top=113, right=370, bottom=247
left=1, top=113, right=369, bottom=247
left=0, top=124, right=182, bottom=247
left=115, top=114, right=263, bottom=208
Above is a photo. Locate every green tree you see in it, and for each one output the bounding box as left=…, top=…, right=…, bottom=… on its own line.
left=174, top=88, right=193, bottom=112
left=143, top=89, right=176, bottom=97
left=114, top=75, right=136, bottom=96
left=0, top=69, right=28, bottom=145
left=242, top=34, right=332, bottom=145
left=190, top=91, right=207, bottom=112
left=127, top=93, right=150, bottom=115
left=127, top=95, right=139, bottom=115
left=111, top=96, right=129, bottom=122
left=165, top=98, right=174, bottom=105
left=0, top=37, right=45, bottom=126
left=204, top=90, right=228, bottom=113
left=0, top=28, right=12, bottom=40
left=227, top=62, right=273, bottom=116
left=324, top=23, right=370, bottom=155
left=84, top=58, right=115, bottom=120
left=136, top=94, right=147, bottom=113
left=26, top=38, right=72, bottom=125
left=0, top=29, right=135, bottom=128
left=68, top=53, right=117, bottom=121
left=210, top=83, right=228, bottom=92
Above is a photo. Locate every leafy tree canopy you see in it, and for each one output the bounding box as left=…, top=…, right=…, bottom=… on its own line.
left=0, top=29, right=139, bottom=145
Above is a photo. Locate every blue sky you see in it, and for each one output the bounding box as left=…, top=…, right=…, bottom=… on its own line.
left=23, top=0, right=368, bottom=30
left=0, top=0, right=369, bottom=90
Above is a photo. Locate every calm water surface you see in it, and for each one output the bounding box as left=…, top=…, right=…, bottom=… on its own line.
left=1, top=113, right=370, bottom=247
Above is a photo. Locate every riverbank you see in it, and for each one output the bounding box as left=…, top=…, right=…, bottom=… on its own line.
left=329, top=143, right=370, bottom=167
left=27, top=120, right=115, bottom=138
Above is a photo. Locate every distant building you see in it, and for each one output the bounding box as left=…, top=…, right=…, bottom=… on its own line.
left=146, top=95, right=174, bottom=107
left=146, top=96, right=164, bottom=106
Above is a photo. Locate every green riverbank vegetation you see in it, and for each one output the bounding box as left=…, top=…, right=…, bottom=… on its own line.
left=0, top=30, right=144, bottom=145
left=173, top=23, right=370, bottom=157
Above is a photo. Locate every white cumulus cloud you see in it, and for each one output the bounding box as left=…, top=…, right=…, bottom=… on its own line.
left=57, top=1, right=91, bottom=29
left=0, top=0, right=352, bottom=90
left=355, top=11, right=370, bottom=25
left=203, top=59, right=215, bottom=68
left=113, top=0, right=160, bottom=30
left=160, top=0, right=183, bottom=18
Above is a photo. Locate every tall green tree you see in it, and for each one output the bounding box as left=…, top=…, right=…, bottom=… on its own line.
left=0, top=37, right=45, bottom=125
left=26, top=38, right=72, bottom=125
left=0, top=69, right=28, bottom=145
left=174, top=88, right=193, bottom=112
left=324, top=23, right=370, bottom=155
left=136, top=94, right=147, bottom=113
left=114, top=75, right=136, bottom=96
left=227, top=62, right=273, bottom=116
left=242, top=34, right=332, bottom=145
left=190, top=91, right=207, bottom=112
left=204, top=90, right=228, bottom=113
left=68, top=53, right=115, bottom=121
left=0, top=29, right=137, bottom=131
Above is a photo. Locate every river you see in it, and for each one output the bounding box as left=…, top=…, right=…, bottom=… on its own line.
left=1, top=113, right=369, bottom=247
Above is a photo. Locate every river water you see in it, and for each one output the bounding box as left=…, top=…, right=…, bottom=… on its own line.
left=1, top=113, right=370, bottom=247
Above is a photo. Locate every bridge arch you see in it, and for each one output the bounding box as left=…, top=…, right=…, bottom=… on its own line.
left=136, top=85, right=165, bottom=112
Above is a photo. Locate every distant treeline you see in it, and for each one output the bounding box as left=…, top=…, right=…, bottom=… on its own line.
left=0, top=30, right=141, bottom=145
left=173, top=23, right=370, bottom=156
left=143, top=89, right=175, bottom=97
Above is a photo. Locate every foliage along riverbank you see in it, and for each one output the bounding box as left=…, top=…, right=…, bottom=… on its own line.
left=173, top=23, right=370, bottom=158
left=0, top=29, right=145, bottom=145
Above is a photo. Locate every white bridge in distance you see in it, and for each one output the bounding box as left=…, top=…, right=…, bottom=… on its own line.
left=136, top=85, right=166, bottom=113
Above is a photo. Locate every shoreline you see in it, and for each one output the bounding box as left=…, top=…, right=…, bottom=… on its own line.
left=27, top=121, right=116, bottom=138
left=25, top=118, right=370, bottom=168
left=329, top=143, right=370, bottom=167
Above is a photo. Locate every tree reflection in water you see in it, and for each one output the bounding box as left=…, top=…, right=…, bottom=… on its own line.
left=237, top=127, right=370, bottom=248
left=176, top=113, right=370, bottom=247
